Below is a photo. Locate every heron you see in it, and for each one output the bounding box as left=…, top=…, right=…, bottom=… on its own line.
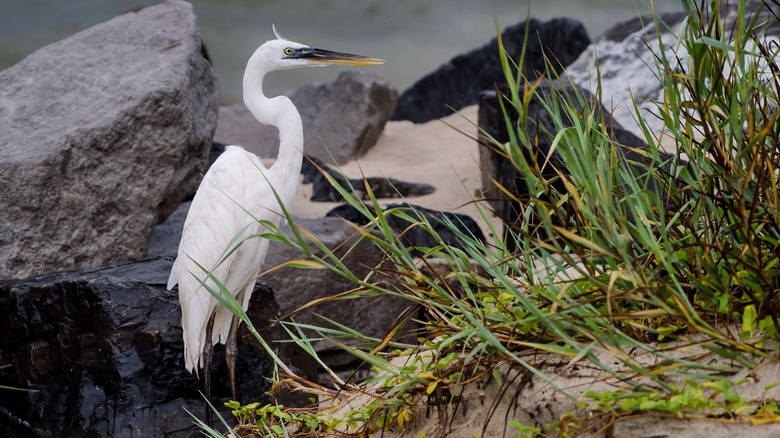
left=167, top=27, right=383, bottom=402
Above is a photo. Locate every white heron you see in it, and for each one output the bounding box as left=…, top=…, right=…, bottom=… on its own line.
left=167, top=27, right=383, bottom=401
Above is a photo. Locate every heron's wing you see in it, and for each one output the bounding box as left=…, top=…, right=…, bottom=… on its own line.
left=168, top=146, right=286, bottom=372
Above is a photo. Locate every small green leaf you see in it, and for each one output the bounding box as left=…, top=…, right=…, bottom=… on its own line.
left=280, top=259, right=325, bottom=269
left=742, top=304, right=758, bottom=334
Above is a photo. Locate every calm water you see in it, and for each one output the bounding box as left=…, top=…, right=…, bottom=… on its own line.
left=0, top=0, right=682, bottom=104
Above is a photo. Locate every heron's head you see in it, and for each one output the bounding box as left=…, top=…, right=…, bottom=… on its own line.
left=253, top=27, right=384, bottom=72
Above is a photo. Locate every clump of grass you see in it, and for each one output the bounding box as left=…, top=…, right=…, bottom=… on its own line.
left=651, top=0, right=780, bottom=340
left=485, top=0, right=780, bottom=366
left=196, top=0, right=780, bottom=436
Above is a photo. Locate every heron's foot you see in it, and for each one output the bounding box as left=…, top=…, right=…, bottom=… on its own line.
left=226, top=315, right=240, bottom=402
left=203, top=315, right=216, bottom=427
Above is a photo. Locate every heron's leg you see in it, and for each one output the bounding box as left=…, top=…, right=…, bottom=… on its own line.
left=225, top=314, right=240, bottom=402
left=202, top=313, right=216, bottom=426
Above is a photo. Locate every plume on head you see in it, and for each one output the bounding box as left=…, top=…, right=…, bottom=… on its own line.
left=272, top=24, right=287, bottom=41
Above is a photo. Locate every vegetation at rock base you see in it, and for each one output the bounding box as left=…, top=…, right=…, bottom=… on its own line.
left=194, top=0, right=780, bottom=436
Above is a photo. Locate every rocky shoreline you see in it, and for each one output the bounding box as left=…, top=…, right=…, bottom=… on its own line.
left=3, top=1, right=777, bottom=437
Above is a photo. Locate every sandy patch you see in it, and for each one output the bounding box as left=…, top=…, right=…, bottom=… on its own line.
left=284, top=105, right=501, bottom=240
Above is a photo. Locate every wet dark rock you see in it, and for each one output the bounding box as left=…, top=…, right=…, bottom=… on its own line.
left=392, top=18, right=590, bottom=123
left=146, top=203, right=193, bottom=260
left=478, top=80, right=676, bottom=250
left=215, top=71, right=398, bottom=164
left=477, top=89, right=521, bottom=228
left=0, top=257, right=303, bottom=438
left=0, top=0, right=218, bottom=280
left=326, top=203, right=485, bottom=252
left=301, top=155, right=435, bottom=202
left=598, top=12, right=686, bottom=42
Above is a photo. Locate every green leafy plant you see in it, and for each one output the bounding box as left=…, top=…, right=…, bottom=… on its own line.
left=508, top=419, right=542, bottom=438
left=224, top=401, right=341, bottom=436
left=586, top=379, right=752, bottom=415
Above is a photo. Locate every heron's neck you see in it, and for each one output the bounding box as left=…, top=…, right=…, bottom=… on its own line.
left=243, top=62, right=304, bottom=182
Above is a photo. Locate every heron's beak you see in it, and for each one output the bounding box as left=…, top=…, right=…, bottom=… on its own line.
left=302, top=48, right=384, bottom=66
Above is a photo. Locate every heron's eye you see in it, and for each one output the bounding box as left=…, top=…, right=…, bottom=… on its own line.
left=284, top=47, right=294, bottom=56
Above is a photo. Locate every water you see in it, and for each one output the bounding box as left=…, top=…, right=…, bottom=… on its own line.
left=0, top=0, right=683, bottom=104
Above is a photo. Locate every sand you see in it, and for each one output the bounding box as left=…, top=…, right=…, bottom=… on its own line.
left=285, top=105, right=501, bottom=239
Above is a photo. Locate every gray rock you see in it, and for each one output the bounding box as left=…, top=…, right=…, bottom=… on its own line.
left=566, top=2, right=779, bottom=142
left=392, top=18, right=591, bottom=123
left=0, top=256, right=302, bottom=437
left=263, top=216, right=411, bottom=333
left=0, top=0, right=218, bottom=280
left=146, top=198, right=192, bottom=258
left=565, top=12, right=687, bottom=139
left=214, top=70, right=397, bottom=164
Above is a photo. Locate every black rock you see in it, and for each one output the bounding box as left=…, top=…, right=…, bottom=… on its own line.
left=0, top=257, right=304, bottom=438
left=478, top=80, right=678, bottom=250
left=392, top=18, right=590, bottom=123
left=326, top=203, right=485, bottom=253
left=302, top=155, right=435, bottom=202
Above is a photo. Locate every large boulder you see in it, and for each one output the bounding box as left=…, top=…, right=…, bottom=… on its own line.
left=0, top=257, right=300, bottom=437
left=392, top=18, right=591, bottom=123
left=215, top=70, right=398, bottom=164
left=0, top=0, right=218, bottom=280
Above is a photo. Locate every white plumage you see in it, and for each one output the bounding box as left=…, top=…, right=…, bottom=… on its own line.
left=167, top=145, right=290, bottom=372
left=166, top=31, right=383, bottom=390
